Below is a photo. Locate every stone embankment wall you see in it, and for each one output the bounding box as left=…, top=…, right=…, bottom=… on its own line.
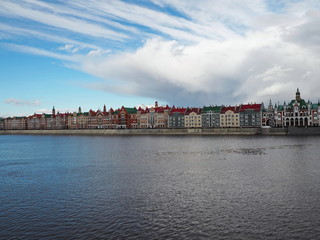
left=0, top=128, right=262, bottom=136
left=287, top=127, right=320, bottom=135
left=4, top=127, right=319, bottom=136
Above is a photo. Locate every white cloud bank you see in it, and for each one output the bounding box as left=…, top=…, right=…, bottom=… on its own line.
left=2, top=0, right=320, bottom=105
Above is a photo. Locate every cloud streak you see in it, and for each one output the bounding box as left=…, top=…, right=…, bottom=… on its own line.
left=5, top=98, right=42, bottom=107
left=2, top=0, right=320, bottom=106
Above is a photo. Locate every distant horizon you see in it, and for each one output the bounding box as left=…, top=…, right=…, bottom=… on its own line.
left=1, top=1, right=320, bottom=117
left=2, top=89, right=319, bottom=118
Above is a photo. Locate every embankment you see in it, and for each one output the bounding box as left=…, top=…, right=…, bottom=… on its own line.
left=2, top=127, right=319, bottom=136
left=0, top=128, right=262, bottom=136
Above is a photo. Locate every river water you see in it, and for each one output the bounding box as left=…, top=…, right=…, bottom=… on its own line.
left=1, top=135, right=320, bottom=239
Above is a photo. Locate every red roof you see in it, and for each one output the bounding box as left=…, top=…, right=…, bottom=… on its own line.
left=170, top=108, right=186, bottom=114
left=138, top=107, right=149, bottom=114
left=240, top=104, right=262, bottom=112
left=185, top=108, right=201, bottom=115
left=89, top=109, right=96, bottom=116
left=155, top=105, right=171, bottom=113
left=220, top=106, right=240, bottom=114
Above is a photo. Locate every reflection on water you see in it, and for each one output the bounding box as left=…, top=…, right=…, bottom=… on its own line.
left=1, top=135, right=320, bottom=239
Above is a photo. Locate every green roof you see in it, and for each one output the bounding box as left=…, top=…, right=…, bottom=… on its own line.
left=77, top=112, right=89, bottom=116
left=44, top=114, right=52, bottom=118
left=112, top=110, right=119, bottom=115
left=125, top=107, right=137, bottom=114
left=202, top=106, right=221, bottom=113
left=12, top=116, right=26, bottom=119
left=277, top=105, right=284, bottom=111
left=288, top=99, right=308, bottom=109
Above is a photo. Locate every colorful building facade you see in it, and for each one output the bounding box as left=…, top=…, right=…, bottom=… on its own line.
left=240, top=104, right=263, bottom=127
left=2, top=90, right=320, bottom=130
left=201, top=106, right=221, bottom=128
left=220, top=106, right=240, bottom=127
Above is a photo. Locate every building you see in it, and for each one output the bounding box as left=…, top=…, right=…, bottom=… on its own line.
left=113, top=106, right=138, bottom=129
left=185, top=108, right=202, bottom=128
left=274, top=104, right=285, bottom=127
left=54, top=113, right=68, bottom=129
left=273, top=89, right=320, bottom=127
left=201, top=106, right=222, bottom=128
left=0, top=118, right=4, bottom=130
left=262, top=100, right=275, bottom=127
left=220, top=106, right=240, bottom=127
left=310, top=103, right=320, bottom=126
left=27, top=114, right=42, bottom=130
left=154, top=104, right=171, bottom=128
left=137, top=107, right=149, bottom=128
left=137, top=102, right=171, bottom=128
left=4, top=117, right=27, bottom=130
left=240, top=103, right=263, bottom=127
left=168, top=108, right=186, bottom=128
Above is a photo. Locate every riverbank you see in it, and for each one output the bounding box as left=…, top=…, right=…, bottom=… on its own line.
left=0, top=128, right=276, bottom=136
left=1, top=127, right=320, bottom=136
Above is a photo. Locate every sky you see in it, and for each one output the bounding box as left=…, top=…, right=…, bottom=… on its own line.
left=1, top=0, right=320, bottom=117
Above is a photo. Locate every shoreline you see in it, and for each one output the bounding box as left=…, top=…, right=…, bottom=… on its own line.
left=0, top=128, right=279, bottom=136
left=1, top=127, right=320, bottom=136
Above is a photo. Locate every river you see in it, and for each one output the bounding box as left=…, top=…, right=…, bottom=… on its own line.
left=1, top=135, right=320, bottom=239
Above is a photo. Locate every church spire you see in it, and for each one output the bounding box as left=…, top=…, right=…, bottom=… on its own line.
left=296, top=88, right=301, bottom=102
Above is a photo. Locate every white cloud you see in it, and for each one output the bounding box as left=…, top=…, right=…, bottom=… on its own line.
left=58, top=44, right=79, bottom=53
left=0, top=0, right=128, bottom=40
left=5, top=98, right=42, bottom=106
left=2, top=0, right=320, bottom=107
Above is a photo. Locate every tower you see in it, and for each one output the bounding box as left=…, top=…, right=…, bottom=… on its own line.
left=267, top=99, right=273, bottom=111
left=78, top=107, right=82, bottom=113
left=52, top=106, right=55, bottom=116
left=296, top=88, right=301, bottom=102
left=155, top=101, right=158, bottom=108
left=103, top=104, right=107, bottom=113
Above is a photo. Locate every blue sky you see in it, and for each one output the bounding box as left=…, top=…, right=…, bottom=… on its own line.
left=1, top=0, right=320, bottom=117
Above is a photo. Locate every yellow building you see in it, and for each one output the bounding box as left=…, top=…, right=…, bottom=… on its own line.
left=185, top=108, right=202, bottom=128
left=220, top=106, right=240, bottom=127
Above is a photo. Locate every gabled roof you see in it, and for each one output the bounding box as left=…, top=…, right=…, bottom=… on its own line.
left=185, top=108, right=201, bottom=115
left=137, top=107, right=149, bottom=114
left=89, top=110, right=97, bottom=116
left=240, top=104, right=262, bottom=112
left=220, top=106, right=240, bottom=114
left=155, top=105, right=171, bottom=113
left=112, top=109, right=120, bottom=115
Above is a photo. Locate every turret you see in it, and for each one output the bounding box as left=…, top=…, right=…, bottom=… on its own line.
left=268, top=99, right=273, bottom=111
left=296, top=88, right=301, bottom=102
